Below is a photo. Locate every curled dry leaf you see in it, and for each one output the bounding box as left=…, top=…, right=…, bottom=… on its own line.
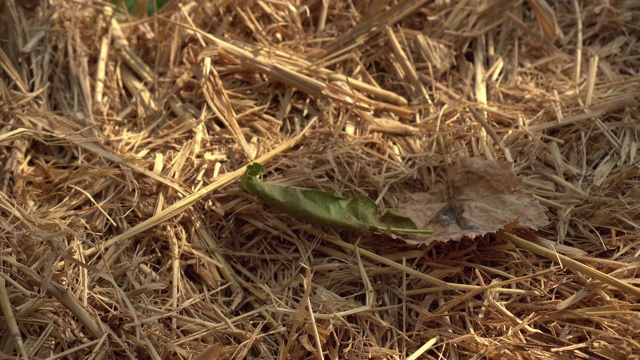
left=240, top=163, right=432, bottom=234
left=397, top=158, right=549, bottom=245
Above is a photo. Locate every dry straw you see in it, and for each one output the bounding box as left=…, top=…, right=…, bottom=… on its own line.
left=1, top=0, right=639, bottom=359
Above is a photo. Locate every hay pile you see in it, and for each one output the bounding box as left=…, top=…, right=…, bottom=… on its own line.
left=1, top=0, right=639, bottom=358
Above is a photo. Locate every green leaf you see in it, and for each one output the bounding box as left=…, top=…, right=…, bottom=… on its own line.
left=240, top=163, right=432, bottom=234
left=111, top=0, right=170, bottom=17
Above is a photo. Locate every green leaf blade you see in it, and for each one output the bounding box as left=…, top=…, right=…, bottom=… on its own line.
left=239, top=163, right=431, bottom=234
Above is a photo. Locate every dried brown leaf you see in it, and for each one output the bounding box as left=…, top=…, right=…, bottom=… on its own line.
left=397, top=158, right=549, bottom=244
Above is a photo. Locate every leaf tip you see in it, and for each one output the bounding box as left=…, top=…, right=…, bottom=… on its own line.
left=240, top=163, right=265, bottom=193
left=246, top=163, right=265, bottom=176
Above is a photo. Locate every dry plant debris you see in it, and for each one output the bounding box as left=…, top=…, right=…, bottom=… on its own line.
left=398, top=157, right=549, bottom=244
left=1, top=0, right=640, bottom=359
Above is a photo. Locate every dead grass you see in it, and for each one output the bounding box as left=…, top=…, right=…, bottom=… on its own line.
left=1, top=0, right=639, bottom=359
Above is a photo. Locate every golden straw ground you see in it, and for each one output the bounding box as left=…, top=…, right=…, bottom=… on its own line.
left=1, top=1, right=639, bottom=359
